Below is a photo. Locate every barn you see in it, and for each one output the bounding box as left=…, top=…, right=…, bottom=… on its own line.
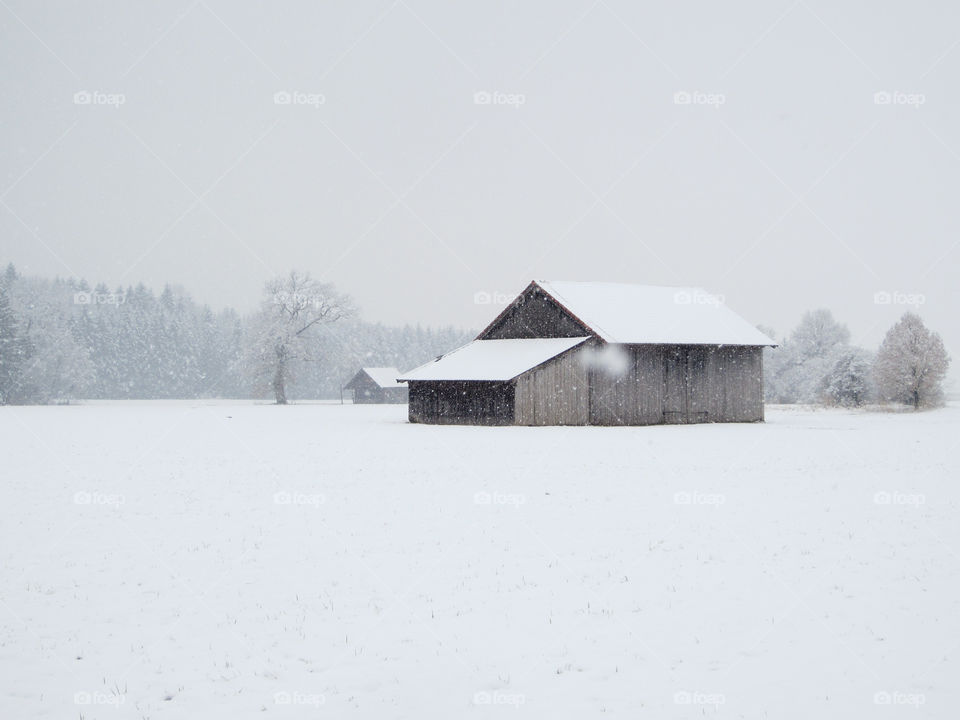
left=399, top=281, right=775, bottom=426
left=344, top=367, right=408, bottom=404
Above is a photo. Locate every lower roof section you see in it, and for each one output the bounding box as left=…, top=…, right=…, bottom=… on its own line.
left=399, top=337, right=590, bottom=382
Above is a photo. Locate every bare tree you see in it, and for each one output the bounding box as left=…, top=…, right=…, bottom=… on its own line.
left=874, top=313, right=950, bottom=410
left=250, top=271, right=353, bottom=404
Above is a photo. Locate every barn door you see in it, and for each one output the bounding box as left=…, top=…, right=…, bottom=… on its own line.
left=663, top=346, right=687, bottom=424
left=662, top=347, right=709, bottom=424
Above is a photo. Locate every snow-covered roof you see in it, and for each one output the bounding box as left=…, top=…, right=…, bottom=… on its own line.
left=399, top=337, right=590, bottom=382
left=350, top=367, right=406, bottom=388
left=531, top=280, right=775, bottom=346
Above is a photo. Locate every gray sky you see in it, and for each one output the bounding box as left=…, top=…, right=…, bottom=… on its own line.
left=1, top=0, right=957, bottom=375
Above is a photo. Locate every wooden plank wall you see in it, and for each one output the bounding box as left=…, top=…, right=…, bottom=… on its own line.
left=408, top=381, right=514, bottom=425
left=589, top=345, right=764, bottom=425
left=589, top=346, right=666, bottom=425
left=408, top=346, right=764, bottom=426
left=711, top=346, right=764, bottom=422
left=514, top=346, right=590, bottom=425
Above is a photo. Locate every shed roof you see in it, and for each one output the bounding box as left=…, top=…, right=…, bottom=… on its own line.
left=345, top=367, right=406, bottom=389
left=399, top=337, right=589, bottom=382
left=522, top=281, right=775, bottom=346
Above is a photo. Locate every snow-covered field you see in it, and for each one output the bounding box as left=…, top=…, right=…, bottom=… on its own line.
left=2, top=401, right=958, bottom=719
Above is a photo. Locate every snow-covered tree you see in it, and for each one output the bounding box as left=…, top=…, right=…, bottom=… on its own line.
left=874, top=313, right=950, bottom=409
left=0, top=278, right=24, bottom=404
left=0, top=265, right=470, bottom=403
left=820, top=347, right=873, bottom=407
left=5, top=275, right=95, bottom=403
left=248, top=271, right=353, bottom=404
left=18, top=323, right=94, bottom=403
left=790, top=309, right=850, bottom=357
left=766, top=310, right=851, bottom=404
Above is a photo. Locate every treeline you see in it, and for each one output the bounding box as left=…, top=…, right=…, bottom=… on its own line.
left=0, top=264, right=472, bottom=404
left=0, top=263, right=950, bottom=409
left=762, top=309, right=950, bottom=409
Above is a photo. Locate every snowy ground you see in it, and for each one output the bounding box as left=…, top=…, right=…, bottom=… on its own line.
left=1, top=401, right=959, bottom=719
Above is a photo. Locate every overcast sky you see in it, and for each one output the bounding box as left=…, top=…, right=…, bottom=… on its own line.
left=1, top=0, right=957, bottom=376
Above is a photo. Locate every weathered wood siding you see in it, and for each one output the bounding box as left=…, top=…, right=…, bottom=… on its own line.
left=710, top=345, right=764, bottom=422
left=480, top=287, right=591, bottom=339
left=514, top=346, right=589, bottom=425
left=407, top=381, right=514, bottom=425
left=408, top=345, right=763, bottom=426
left=591, top=344, right=764, bottom=425
left=589, top=346, right=666, bottom=425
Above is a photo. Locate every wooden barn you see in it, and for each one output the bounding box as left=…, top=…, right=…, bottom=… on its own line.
left=399, top=281, right=775, bottom=426
left=344, top=367, right=408, bottom=404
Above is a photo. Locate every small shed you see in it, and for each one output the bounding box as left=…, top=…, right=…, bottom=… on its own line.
left=344, top=367, right=408, bottom=404
left=399, top=280, right=775, bottom=426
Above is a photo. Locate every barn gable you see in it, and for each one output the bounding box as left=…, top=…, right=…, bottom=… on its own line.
left=477, top=282, right=595, bottom=340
